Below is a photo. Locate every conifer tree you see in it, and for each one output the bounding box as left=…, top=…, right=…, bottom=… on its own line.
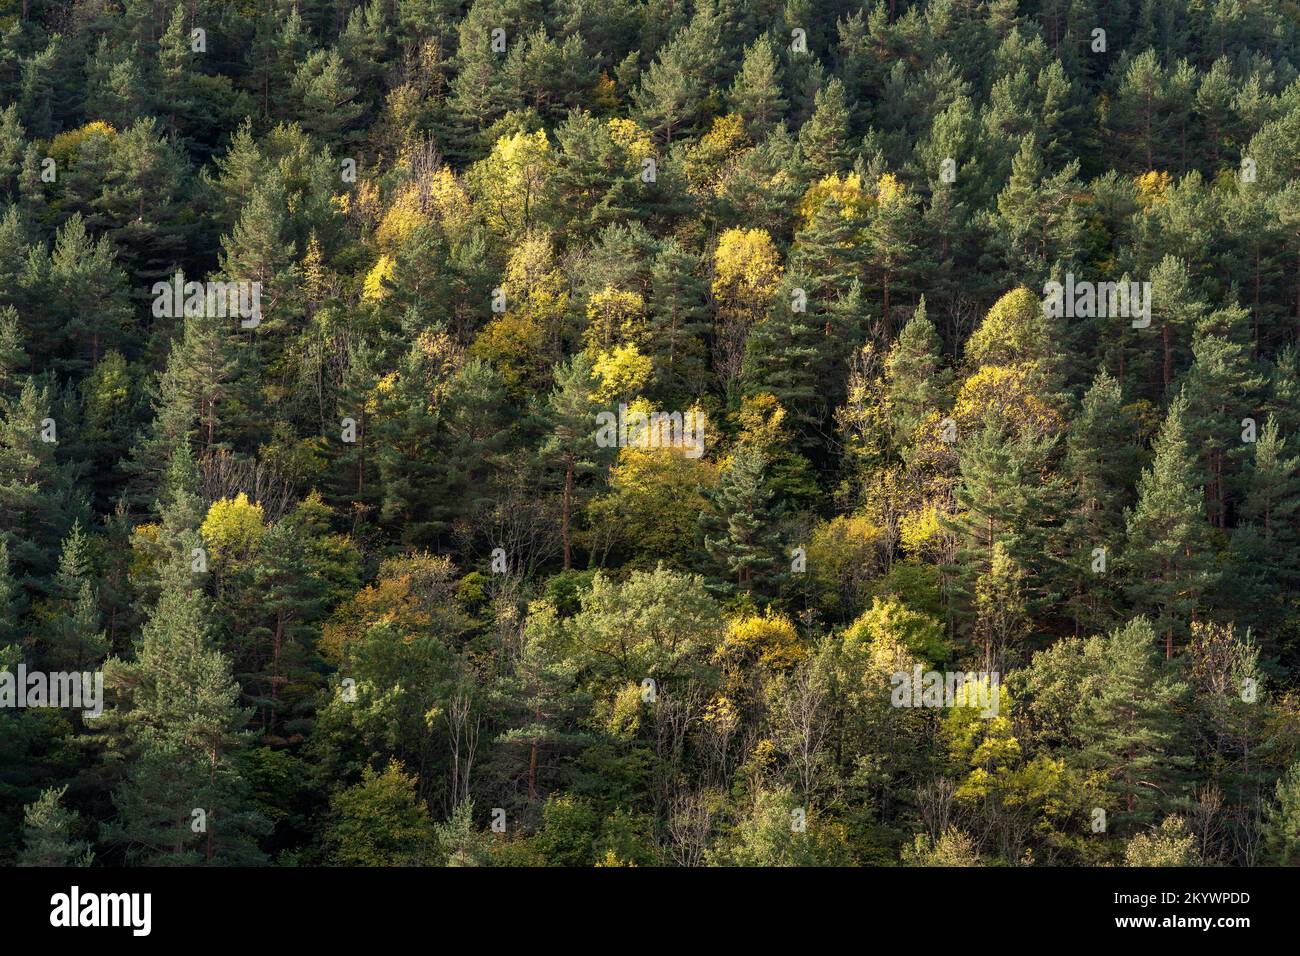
left=1060, top=370, right=1140, bottom=635
left=1179, top=304, right=1266, bottom=529
left=104, top=534, right=268, bottom=865
left=1076, top=617, right=1190, bottom=828
left=45, top=521, right=107, bottom=672
left=646, top=239, right=711, bottom=403
left=728, top=35, right=787, bottom=137
left=540, top=353, right=605, bottom=570
left=885, top=297, right=950, bottom=446
left=700, top=446, right=785, bottom=593
left=1224, top=418, right=1300, bottom=639
left=18, top=786, right=93, bottom=867
left=1124, top=395, right=1215, bottom=659
left=799, top=78, right=853, bottom=177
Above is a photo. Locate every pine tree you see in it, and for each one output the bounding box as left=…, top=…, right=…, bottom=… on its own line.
left=0, top=539, right=18, bottom=644
left=48, top=214, right=133, bottom=372
left=864, top=174, right=921, bottom=325
left=646, top=239, right=711, bottom=403
left=103, top=544, right=268, bottom=865
left=45, top=521, right=107, bottom=672
left=217, top=169, right=299, bottom=339
left=799, top=78, right=853, bottom=178
left=1224, top=417, right=1300, bottom=639
left=540, top=353, right=605, bottom=570
left=1109, top=49, right=1171, bottom=172
left=791, top=194, right=866, bottom=305
left=1060, top=370, right=1140, bottom=635
left=728, top=35, right=787, bottom=138
left=244, top=519, right=328, bottom=736
left=156, top=4, right=199, bottom=142
left=1179, top=304, right=1266, bottom=529
left=740, top=271, right=831, bottom=447
left=163, top=287, right=241, bottom=457
left=1146, top=254, right=1205, bottom=398
left=1264, top=760, right=1300, bottom=866
left=700, top=446, right=785, bottom=593
left=1076, top=617, right=1190, bottom=828
left=379, top=357, right=514, bottom=547
left=885, top=297, right=950, bottom=446
left=633, top=51, right=695, bottom=146
left=18, top=786, right=93, bottom=866
left=0, top=379, right=68, bottom=580
left=291, top=50, right=364, bottom=147
left=1124, top=395, right=1215, bottom=659
left=98, top=118, right=191, bottom=287
left=944, top=405, right=1063, bottom=633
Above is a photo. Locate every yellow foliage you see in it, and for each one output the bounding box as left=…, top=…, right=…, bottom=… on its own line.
left=426, top=166, right=473, bottom=234
left=593, top=72, right=619, bottom=111
left=735, top=393, right=788, bottom=448
left=606, top=682, right=644, bottom=739
left=712, top=228, right=783, bottom=308
left=842, top=597, right=930, bottom=672
left=964, top=287, right=1042, bottom=368
left=586, top=444, right=718, bottom=561
left=899, top=411, right=960, bottom=485
left=945, top=680, right=1018, bottom=770
left=747, top=738, right=779, bottom=774
left=808, top=512, right=882, bottom=592
left=798, top=172, right=871, bottom=227
left=595, top=849, right=636, bottom=867
left=954, top=364, right=1063, bottom=437
left=1135, top=170, right=1172, bottom=207
left=717, top=609, right=806, bottom=669
left=200, top=493, right=265, bottom=562
left=49, top=122, right=117, bottom=164
left=590, top=343, right=653, bottom=402
left=702, top=694, right=740, bottom=732
left=320, top=552, right=456, bottom=663
left=128, top=523, right=162, bottom=585
left=374, top=369, right=397, bottom=403
left=469, top=310, right=550, bottom=395
left=375, top=195, right=428, bottom=250
left=606, top=118, right=655, bottom=162
left=504, top=234, right=561, bottom=299
left=376, top=165, right=473, bottom=249
left=681, top=114, right=749, bottom=199
left=875, top=171, right=907, bottom=205
left=583, top=287, right=646, bottom=350
left=899, top=504, right=945, bottom=555
left=351, top=179, right=383, bottom=224
left=363, top=254, right=395, bottom=301
left=468, top=129, right=553, bottom=237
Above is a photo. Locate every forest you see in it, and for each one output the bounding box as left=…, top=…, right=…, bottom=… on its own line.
left=1, top=0, right=1300, bottom=869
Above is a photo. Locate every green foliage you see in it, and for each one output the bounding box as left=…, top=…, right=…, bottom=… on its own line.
left=0, top=0, right=1296, bottom=871
left=324, top=760, right=440, bottom=866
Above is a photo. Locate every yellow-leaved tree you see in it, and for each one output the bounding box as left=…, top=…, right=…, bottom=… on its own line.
left=712, top=227, right=782, bottom=395
left=467, top=128, right=553, bottom=238
left=469, top=234, right=569, bottom=395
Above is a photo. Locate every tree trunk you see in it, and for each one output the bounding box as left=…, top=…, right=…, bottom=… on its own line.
left=1162, top=321, right=1172, bottom=392
left=561, top=459, right=573, bottom=570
